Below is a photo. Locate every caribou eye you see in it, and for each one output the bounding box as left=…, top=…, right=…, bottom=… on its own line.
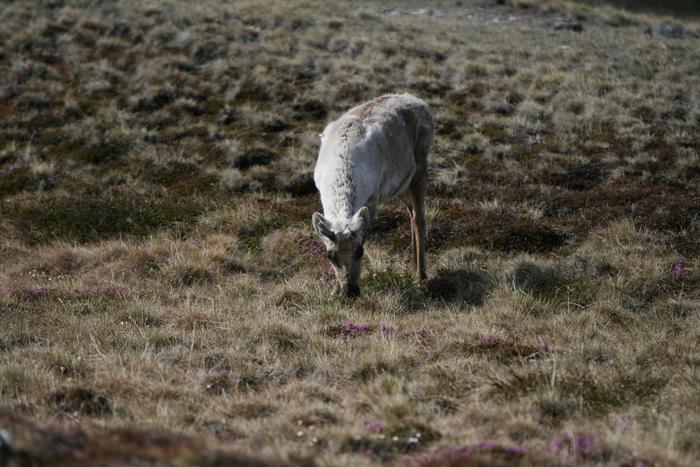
left=354, top=245, right=364, bottom=260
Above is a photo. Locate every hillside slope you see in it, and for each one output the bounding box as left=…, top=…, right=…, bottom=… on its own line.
left=1, top=0, right=698, bottom=465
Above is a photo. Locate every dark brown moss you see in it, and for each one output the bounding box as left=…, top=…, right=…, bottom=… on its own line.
left=292, top=99, right=328, bottom=120
left=543, top=163, right=604, bottom=191
left=233, top=78, right=270, bottom=103
left=52, top=138, right=130, bottom=164
left=232, top=148, right=278, bottom=170
left=139, top=159, right=218, bottom=196
left=442, top=214, right=568, bottom=253
left=281, top=173, right=317, bottom=197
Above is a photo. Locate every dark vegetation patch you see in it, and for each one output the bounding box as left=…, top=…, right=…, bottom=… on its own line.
left=340, top=422, right=440, bottom=461
left=363, top=270, right=416, bottom=294
left=231, top=148, right=278, bottom=170
left=512, top=261, right=568, bottom=301
left=132, top=89, right=176, bottom=112
left=4, top=190, right=203, bottom=244
left=263, top=325, right=306, bottom=352
left=555, top=367, right=667, bottom=416
left=52, top=138, right=131, bottom=165
left=47, top=387, right=111, bottom=416
left=228, top=402, right=277, bottom=419
left=0, top=165, right=36, bottom=196
left=412, top=442, right=530, bottom=466
left=542, top=162, right=604, bottom=191
left=324, top=322, right=378, bottom=338
left=205, top=368, right=259, bottom=394
left=466, top=334, right=550, bottom=363
left=491, top=365, right=667, bottom=416
left=670, top=223, right=700, bottom=257
left=426, top=268, right=494, bottom=305
left=237, top=213, right=286, bottom=252
left=353, top=359, right=400, bottom=381
left=0, top=332, right=40, bottom=352
left=367, top=209, right=410, bottom=250
left=232, top=78, right=270, bottom=103
left=292, top=99, right=328, bottom=120
left=169, top=266, right=215, bottom=287
left=371, top=196, right=572, bottom=255
left=458, top=216, right=568, bottom=253
left=204, top=365, right=287, bottom=395
left=544, top=185, right=700, bottom=235
left=281, top=173, right=317, bottom=196
left=139, top=160, right=218, bottom=195
left=0, top=411, right=281, bottom=466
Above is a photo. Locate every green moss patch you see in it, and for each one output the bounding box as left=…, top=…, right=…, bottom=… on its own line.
left=0, top=165, right=35, bottom=196
left=5, top=190, right=203, bottom=244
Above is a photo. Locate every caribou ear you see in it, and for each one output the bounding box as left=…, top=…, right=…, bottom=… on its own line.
left=312, top=212, right=336, bottom=242
left=349, top=206, right=370, bottom=235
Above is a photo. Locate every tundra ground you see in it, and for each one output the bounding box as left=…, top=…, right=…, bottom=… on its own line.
left=0, top=0, right=699, bottom=465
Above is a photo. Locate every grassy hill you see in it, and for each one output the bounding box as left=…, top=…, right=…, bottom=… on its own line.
left=1, top=0, right=698, bottom=465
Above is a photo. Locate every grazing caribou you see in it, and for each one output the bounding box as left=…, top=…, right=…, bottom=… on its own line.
left=312, top=93, right=433, bottom=297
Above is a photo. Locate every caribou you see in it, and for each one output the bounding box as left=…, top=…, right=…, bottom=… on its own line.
left=312, top=93, right=434, bottom=297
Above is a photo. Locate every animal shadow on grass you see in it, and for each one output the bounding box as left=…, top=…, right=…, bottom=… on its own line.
left=426, top=268, right=495, bottom=306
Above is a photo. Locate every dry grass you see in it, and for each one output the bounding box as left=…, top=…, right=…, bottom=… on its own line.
left=0, top=0, right=699, bottom=465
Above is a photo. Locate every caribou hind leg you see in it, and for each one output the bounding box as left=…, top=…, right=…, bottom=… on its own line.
left=409, top=117, right=432, bottom=282
left=401, top=196, right=417, bottom=272
left=409, top=174, right=427, bottom=281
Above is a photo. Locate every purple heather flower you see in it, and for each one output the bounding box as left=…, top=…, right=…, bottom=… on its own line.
left=550, top=438, right=562, bottom=452
left=576, top=432, right=595, bottom=457
left=359, top=449, right=374, bottom=459
left=550, top=432, right=595, bottom=460
left=362, top=420, right=384, bottom=431
left=321, top=263, right=334, bottom=277
left=299, top=235, right=325, bottom=257
left=672, top=260, right=685, bottom=280
left=25, top=286, right=49, bottom=299
left=480, top=335, right=498, bottom=347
